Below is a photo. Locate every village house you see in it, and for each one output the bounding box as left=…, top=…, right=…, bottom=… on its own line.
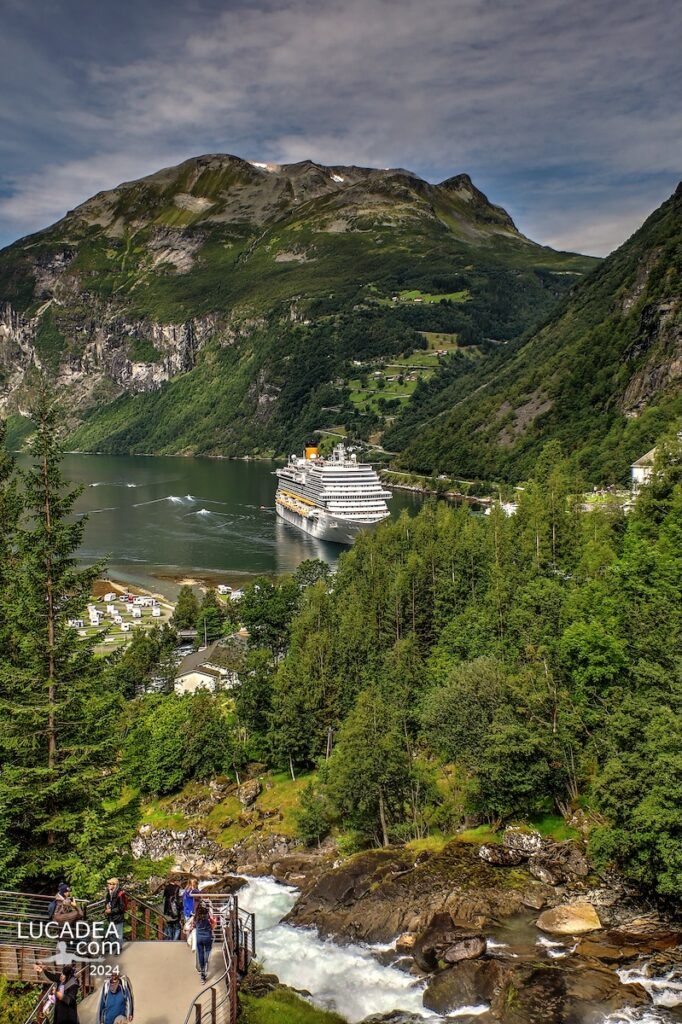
left=631, top=446, right=657, bottom=490
left=174, top=642, right=239, bottom=695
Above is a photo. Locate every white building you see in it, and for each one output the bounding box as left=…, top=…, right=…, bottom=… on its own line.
left=631, top=447, right=657, bottom=490
left=174, top=643, right=238, bottom=695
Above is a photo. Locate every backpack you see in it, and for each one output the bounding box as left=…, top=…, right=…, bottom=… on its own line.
left=119, top=890, right=129, bottom=914
left=46, top=899, right=57, bottom=921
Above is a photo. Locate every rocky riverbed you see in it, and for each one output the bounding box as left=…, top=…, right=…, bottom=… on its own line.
left=133, top=815, right=682, bottom=1023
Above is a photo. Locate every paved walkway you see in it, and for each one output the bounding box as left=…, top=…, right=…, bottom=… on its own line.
left=79, top=942, right=219, bottom=1024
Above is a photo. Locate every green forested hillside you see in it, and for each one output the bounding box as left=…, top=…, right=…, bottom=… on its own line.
left=387, top=183, right=682, bottom=484
left=2, top=397, right=682, bottom=902
left=0, top=154, right=595, bottom=458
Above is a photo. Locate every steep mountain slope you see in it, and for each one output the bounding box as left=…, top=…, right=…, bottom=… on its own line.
left=387, top=183, right=682, bottom=484
left=0, top=154, right=595, bottom=455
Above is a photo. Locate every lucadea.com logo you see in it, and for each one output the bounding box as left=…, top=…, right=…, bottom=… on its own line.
left=18, top=920, right=122, bottom=959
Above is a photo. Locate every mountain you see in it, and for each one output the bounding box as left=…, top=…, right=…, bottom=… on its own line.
left=386, top=183, right=682, bottom=484
left=0, top=153, right=596, bottom=456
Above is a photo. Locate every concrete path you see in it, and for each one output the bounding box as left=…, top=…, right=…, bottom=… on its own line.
left=79, top=942, right=220, bottom=1024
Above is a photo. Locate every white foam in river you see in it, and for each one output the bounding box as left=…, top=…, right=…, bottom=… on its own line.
left=238, top=876, right=435, bottom=1022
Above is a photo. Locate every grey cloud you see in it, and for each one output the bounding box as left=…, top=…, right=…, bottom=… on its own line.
left=0, top=0, right=680, bottom=254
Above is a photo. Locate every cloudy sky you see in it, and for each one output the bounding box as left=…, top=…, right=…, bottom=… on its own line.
left=0, top=0, right=680, bottom=254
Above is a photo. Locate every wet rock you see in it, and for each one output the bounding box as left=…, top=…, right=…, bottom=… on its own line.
left=479, top=844, right=526, bottom=867
left=414, top=912, right=483, bottom=971
left=360, top=1014, right=426, bottom=1024
left=536, top=902, right=602, bottom=935
left=200, top=875, right=247, bottom=894
left=423, top=959, right=511, bottom=1015
left=499, top=961, right=649, bottom=1024
left=576, top=921, right=682, bottom=961
left=239, top=779, right=262, bottom=807
left=521, top=888, right=548, bottom=911
left=503, top=828, right=544, bottom=855
left=395, top=932, right=416, bottom=953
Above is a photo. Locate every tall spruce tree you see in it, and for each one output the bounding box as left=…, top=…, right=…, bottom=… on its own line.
left=0, top=393, right=137, bottom=890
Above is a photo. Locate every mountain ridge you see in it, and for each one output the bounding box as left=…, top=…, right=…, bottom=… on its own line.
left=0, top=151, right=597, bottom=460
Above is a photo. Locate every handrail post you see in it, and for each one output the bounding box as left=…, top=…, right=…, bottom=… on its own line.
left=144, top=907, right=150, bottom=941
left=211, top=986, right=217, bottom=1024
left=131, top=901, right=137, bottom=941
left=194, top=1004, right=202, bottom=1024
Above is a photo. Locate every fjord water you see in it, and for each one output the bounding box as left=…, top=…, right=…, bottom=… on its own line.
left=25, top=453, right=423, bottom=595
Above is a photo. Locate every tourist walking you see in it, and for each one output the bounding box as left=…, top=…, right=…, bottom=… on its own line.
left=104, top=878, right=128, bottom=947
left=162, top=882, right=182, bottom=941
left=97, top=971, right=134, bottom=1024
left=34, top=963, right=80, bottom=1024
left=191, top=903, right=215, bottom=984
left=181, top=878, right=200, bottom=923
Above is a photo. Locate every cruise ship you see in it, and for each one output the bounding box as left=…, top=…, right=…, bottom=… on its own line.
left=275, top=444, right=392, bottom=544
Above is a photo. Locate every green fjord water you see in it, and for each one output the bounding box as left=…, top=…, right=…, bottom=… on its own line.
left=22, top=453, right=423, bottom=597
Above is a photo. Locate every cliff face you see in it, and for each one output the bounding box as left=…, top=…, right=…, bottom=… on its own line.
left=0, top=153, right=595, bottom=455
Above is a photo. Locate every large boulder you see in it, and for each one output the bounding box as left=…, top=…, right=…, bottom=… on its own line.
left=239, top=779, right=262, bottom=806
left=503, top=827, right=544, bottom=855
left=528, top=859, right=563, bottom=886
left=413, top=912, right=486, bottom=971
left=499, top=961, right=649, bottom=1024
left=479, top=844, right=526, bottom=867
left=423, top=959, right=512, bottom=1015
left=577, top=921, right=682, bottom=961
left=536, top=903, right=602, bottom=935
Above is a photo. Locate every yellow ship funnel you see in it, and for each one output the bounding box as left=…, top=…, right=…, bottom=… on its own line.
left=305, top=446, right=319, bottom=460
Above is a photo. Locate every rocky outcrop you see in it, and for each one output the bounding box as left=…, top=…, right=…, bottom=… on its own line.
left=576, top=920, right=682, bottom=961
left=479, top=844, right=526, bottom=867
left=412, top=912, right=486, bottom=971
left=536, top=902, right=602, bottom=935
left=423, top=958, right=511, bottom=1015
left=0, top=300, right=223, bottom=426
left=286, top=842, right=529, bottom=944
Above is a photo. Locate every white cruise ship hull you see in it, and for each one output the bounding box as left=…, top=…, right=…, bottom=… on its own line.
left=276, top=500, right=387, bottom=545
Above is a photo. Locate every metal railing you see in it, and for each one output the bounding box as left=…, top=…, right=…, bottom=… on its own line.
left=24, top=961, right=95, bottom=1024
left=87, top=895, right=167, bottom=942
left=0, top=887, right=256, bottom=1024
left=182, top=896, right=256, bottom=1024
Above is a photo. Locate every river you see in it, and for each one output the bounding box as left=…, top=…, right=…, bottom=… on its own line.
left=237, top=877, right=679, bottom=1024
left=17, top=453, right=424, bottom=597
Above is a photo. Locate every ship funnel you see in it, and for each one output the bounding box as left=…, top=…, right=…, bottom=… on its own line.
left=305, top=446, right=319, bottom=460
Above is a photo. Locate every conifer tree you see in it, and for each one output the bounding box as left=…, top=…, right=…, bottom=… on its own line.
left=0, top=392, right=135, bottom=889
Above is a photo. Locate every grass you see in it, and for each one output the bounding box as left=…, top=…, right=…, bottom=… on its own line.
left=240, top=989, right=346, bottom=1024
left=140, top=771, right=317, bottom=850
left=531, top=814, right=580, bottom=842
left=456, top=824, right=503, bottom=845
left=397, top=288, right=470, bottom=304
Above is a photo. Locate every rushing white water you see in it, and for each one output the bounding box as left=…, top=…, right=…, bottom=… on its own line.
left=618, top=965, right=682, bottom=1009
left=238, top=876, right=442, bottom=1022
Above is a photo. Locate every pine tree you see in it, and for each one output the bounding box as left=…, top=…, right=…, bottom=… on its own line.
left=0, top=392, right=133, bottom=888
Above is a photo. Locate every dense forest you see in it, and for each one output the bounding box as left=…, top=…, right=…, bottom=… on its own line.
left=1, top=396, right=681, bottom=905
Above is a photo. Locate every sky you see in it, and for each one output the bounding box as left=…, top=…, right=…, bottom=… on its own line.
left=0, top=0, right=680, bottom=255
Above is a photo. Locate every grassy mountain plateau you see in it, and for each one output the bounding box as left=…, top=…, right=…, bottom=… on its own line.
left=0, top=154, right=679, bottom=483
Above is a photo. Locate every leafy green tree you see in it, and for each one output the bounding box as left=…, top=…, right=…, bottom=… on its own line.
left=195, top=588, right=225, bottom=647
left=327, top=688, right=412, bottom=846
left=173, top=584, right=199, bottom=629
left=240, top=577, right=300, bottom=655
left=123, top=692, right=239, bottom=796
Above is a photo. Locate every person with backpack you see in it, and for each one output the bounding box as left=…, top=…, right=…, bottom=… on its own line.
left=34, top=962, right=80, bottom=1024
left=162, top=882, right=182, bottom=941
left=47, top=883, right=72, bottom=921
left=97, top=971, right=134, bottom=1024
left=104, top=878, right=128, bottom=947
left=189, top=902, right=215, bottom=984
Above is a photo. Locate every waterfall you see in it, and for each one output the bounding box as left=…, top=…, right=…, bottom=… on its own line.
left=237, top=876, right=460, bottom=1022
